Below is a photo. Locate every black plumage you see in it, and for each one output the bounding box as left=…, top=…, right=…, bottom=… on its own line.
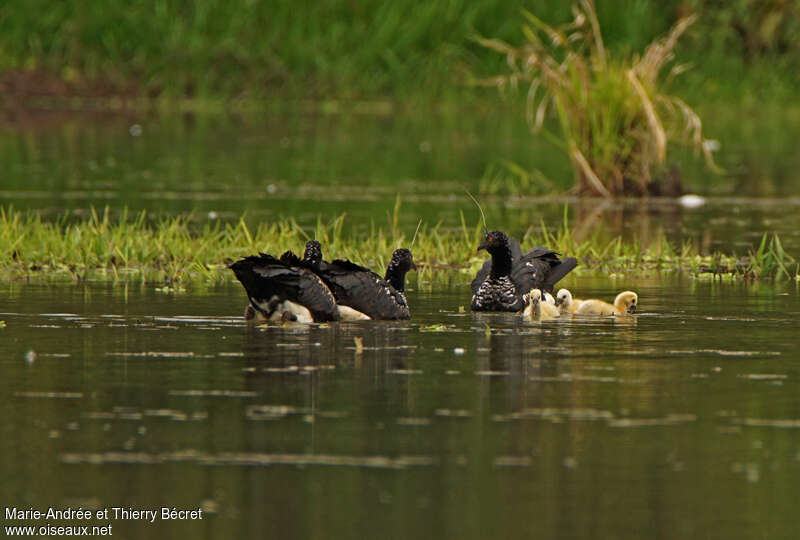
left=470, top=230, right=577, bottom=312
left=297, top=241, right=417, bottom=320
left=229, top=253, right=339, bottom=323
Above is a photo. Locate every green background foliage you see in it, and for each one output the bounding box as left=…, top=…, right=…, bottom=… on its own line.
left=1, top=0, right=798, bottom=101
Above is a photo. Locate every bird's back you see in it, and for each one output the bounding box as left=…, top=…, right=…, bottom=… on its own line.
left=230, top=254, right=339, bottom=322
left=316, top=259, right=410, bottom=320
left=514, top=247, right=577, bottom=294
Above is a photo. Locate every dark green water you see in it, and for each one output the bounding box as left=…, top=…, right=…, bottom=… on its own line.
left=2, top=279, right=799, bottom=539
left=1, top=107, right=800, bottom=538
left=2, top=109, right=800, bottom=254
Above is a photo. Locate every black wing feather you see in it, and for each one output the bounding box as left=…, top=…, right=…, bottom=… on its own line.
left=280, top=250, right=302, bottom=266
left=315, top=261, right=410, bottom=320
left=540, top=257, right=577, bottom=292
left=509, top=237, right=523, bottom=260
left=229, top=255, right=338, bottom=322
left=512, top=248, right=576, bottom=294
left=328, top=258, right=373, bottom=273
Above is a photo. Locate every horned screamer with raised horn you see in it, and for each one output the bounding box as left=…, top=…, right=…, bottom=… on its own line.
left=467, top=196, right=578, bottom=312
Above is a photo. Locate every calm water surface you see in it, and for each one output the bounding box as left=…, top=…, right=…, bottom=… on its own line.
left=2, top=279, right=799, bottom=539
left=2, top=110, right=800, bottom=254
left=2, top=106, right=799, bottom=538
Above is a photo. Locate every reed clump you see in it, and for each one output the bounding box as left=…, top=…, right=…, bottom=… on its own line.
left=476, top=0, right=718, bottom=196
left=746, top=233, right=798, bottom=280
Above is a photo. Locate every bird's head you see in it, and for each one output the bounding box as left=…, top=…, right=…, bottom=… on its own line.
left=555, top=288, right=571, bottom=307
left=303, top=240, right=323, bottom=266
left=477, top=230, right=509, bottom=254
left=529, top=289, right=542, bottom=305
left=389, top=248, right=417, bottom=273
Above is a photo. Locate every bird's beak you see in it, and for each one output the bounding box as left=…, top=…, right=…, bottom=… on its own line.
left=410, top=261, right=417, bottom=271
left=555, top=297, right=563, bottom=307
left=628, top=305, right=637, bottom=313
left=477, top=241, right=488, bottom=252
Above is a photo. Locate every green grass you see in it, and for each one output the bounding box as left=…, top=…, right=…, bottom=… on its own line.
left=0, top=0, right=798, bottom=103
left=0, top=207, right=795, bottom=286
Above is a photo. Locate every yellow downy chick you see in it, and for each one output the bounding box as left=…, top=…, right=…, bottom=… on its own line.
left=575, top=291, right=638, bottom=316
left=555, top=288, right=583, bottom=314
left=523, top=289, right=560, bottom=322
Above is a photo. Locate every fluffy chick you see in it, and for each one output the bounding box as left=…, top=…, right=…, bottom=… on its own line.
left=575, top=291, right=638, bottom=316
left=523, top=289, right=561, bottom=322
left=555, top=288, right=583, bottom=314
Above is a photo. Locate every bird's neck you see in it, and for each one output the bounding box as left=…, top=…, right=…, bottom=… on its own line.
left=489, top=246, right=513, bottom=279
left=303, top=250, right=321, bottom=269
left=385, top=263, right=406, bottom=292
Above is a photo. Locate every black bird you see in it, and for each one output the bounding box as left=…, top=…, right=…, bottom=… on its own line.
left=289, top=241, right=417, bottom=320
left=229, top=253, right=339, bottom=323
left=301, top=240, right=324, bottom=267
left=470, top=230, right=577, bottom=312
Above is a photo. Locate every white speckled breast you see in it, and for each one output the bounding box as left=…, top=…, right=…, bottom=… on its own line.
left=471, top=276, right=520, bottom=311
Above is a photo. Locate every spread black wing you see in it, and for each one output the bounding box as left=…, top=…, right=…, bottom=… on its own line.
left=471, top=237, right=524, bottom=294
left=512, top=247, right=577, bottom=295
left=315, top=259, right=410, bottom=320
left=229, top=254, right=339, bottom=322
left=328, top=259, right=372, bottom=273
left=280, top=250, right=302, bottom=265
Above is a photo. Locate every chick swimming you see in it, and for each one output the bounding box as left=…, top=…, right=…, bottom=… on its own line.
left=555, top=288, right=583, bottom=314
left=575, top=291, right=638, bottom=316
left=523, top=289, right=561, bottom=322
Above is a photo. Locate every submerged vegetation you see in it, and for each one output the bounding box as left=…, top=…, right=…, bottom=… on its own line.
left=0, top=208, right=795, bottom=285
left=476, top=0, right=717, bottom=196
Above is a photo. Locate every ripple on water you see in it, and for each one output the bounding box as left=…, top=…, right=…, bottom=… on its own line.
left=387, top=369, right=423, bottom=375
left=740, top=418, right=800, bottom=428
left=168, top=390, right=258, bottom=398
left=265, top=365, right=335, bottom=373
left=668, top=349, right=782, bottom=357
left=397, top=417, right=432, bottom=426
left=15, top=391, right=83, bottom=399
left=60, top=451, right=435, bottom=469
left=246, top=405, right=303, bottom=420
left=528, top=374, right=643, bottom=383
left=434, top=409, right=472, bottom=418
left=82, top=408, right=207, bottom=422
left=608, top=414, right=697, bottom=428
left=493, top=456, right=533, bottom=467
left=106, top=351, right=196, bottom=358
left=492, top=408, right=615, bottom=423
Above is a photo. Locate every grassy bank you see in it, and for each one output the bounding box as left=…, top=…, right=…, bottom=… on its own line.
left=1, top=0, right=798, bottom=104
left=0, top=208, right=795, bottom=285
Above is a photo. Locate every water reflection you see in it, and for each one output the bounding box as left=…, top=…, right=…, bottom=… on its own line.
left=2, top=110, right=800, bottom=255
left=1, top=281, right=799, bottom=539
